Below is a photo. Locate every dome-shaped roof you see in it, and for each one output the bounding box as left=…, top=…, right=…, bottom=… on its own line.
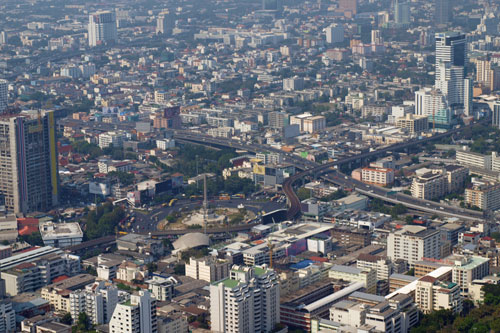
left=173, top=232, right=210, bottom=251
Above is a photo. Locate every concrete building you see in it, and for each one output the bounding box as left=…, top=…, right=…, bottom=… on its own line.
left=361, top=167, right=394, bottom=186
left=465, top=181, right=500, bottom=211
left=0, top=111, right=59, bottom=214
left=414, top=87, right=448, bottom=118
left=88, top=11, right=117, bottom=47
left=395, top=114, right=429, bottom=134
left=146, top=275, right=175, bottom=301
left=283, top=76, right=304, bottom=91
left=493, top=102, right=500, bottom=129
left=268, top=111, right=288, bottom=129
left=185, top=256, right=230, bottom=283
left=156, top=11, right=173, bottom=35
left=70, top=281, right=118, bottom=325
left=387, top=226, right=440, bottom=266
left=39, top=222, right=83, bottom=247
left=411, top=169, right=447, bottom=200
left=435, top=0, right=452, bottom=25
left=109, top=290, right=157, bottom=333
left=98, top=131, right=126, bottom=148
left=0, top=79, right=7, bottom=114
left=328, top=265, right=377, bottom=294
left=449, top=255, right=490, bottom=295
left=325, top=24, right=344, bottom=44
left=415, top=276, right=462, bottom=314
left=456, top=150, right=492, bottom=170
left=290, top=113, right=326, bottom=133
left=41, top=274, right=96, bottom=313
left=357, top=254, right=398, bottom=281
left=394, top=0, right=410, bottom=25
left=0, top=299, right=15, bottom=332
left=331, top=226, right=371, bottom=247
left=210, top=265, right=280, bottom=333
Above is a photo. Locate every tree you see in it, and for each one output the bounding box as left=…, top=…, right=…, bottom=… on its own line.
left=77, top=312, right=90, bottom=331
left=61, top=312, right=73, bottom=325
left=174, top=264, right=185, bottom=275
left=297, top=187, right=311, bottom=201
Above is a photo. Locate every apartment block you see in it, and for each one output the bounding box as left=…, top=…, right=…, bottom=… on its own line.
left=328, top=265, right=377, bottom=294
left=145, top=275, right=175, bottom=301
left=210, top=265, right=280, bottom=333
left=448, top=255, right=490, bottom=295
left=361, top=167, right=394, bottom=186
left=415, top=276, right=462, bottom=314
left=109, top=290, right=157, bottom=333
left=395, top=114, right=429, bottom=134
left=465, top=181, right=500, bottom=211
left=411, top=168, right=447, bottom=200
left=387, top=226, right=440, bottom=266
left=185, top=256, right=230, bottom=283
left=331, top=226, right=371, bottom=248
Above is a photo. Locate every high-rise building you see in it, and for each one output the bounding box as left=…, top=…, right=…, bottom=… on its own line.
left=325, top=24, right=344, bottom=44
left=463, top=78, right=473, bottom=116
left=70, top=281, right=118, bottom=325
left=0, top=80, right=7, bottom=114
left=415, top=276, right=462, bottom=314
left=387, top=226, right=441, bottom=266
left=0, top=32, right=6, bottom=45
left=156, top=11, right=173, bottom=35
left=185, top=256, right=230, bottom=283
left=394, top=0, right=410, bottom=25
left=435, top=32, right=467, bottom=108
left=210, top=265, right=280, bottom=333
left=493, top=103, right=500, bottom=128
left=338, top=0, right=358, bottom=15
left=0, top=300, right=15, bottom=333
left=268, top=112, right=289, bottom=129
left=414, top=87, right=448, bottom=117
left=109, top=290, right=157, bottom=333
left=371, top=30, right=383, bottom=45
left=88, top=11, right=117, bottom=47
left=0, top=111, right=59, bottom=214
left=262, top=0, right=282, bottom=11
left=435, top=0, right=452, bottom=26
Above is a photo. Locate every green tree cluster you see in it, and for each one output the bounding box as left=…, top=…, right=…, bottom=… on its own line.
left=84, top=202, right=125, bottom=240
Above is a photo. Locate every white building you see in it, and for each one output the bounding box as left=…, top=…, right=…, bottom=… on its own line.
left=0, top=300, right=15, bottom=333
left=325, top=24, right=344, bottom=44
left=414, top=87, right=448, bottom=117
left=88, top=11, right=117, bottom=47
left=146, top=275, right=176, bottom=301
left=185, top=256, right=230, bottom=283
left=156, top=11, right=173, bottom=35
left=210, top=265, right=280, bottom=333
left=415, top=276, right=462, bottom=314
left=109, top=290, right=157, bottom=333
left=283, top=76, right=304, bottom=91
left=70, top=281, right=118, bottom=325
left=98, top=131, right=126, bottom=148
left=39, top=222, right=83, bottom=247
left=156, top=139, right=175, bottom=150
left=387, top=225, right=440, bottom=267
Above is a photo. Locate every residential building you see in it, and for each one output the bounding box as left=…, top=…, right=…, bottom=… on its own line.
left=411, top=169, right=447, bottom=200
left=255, top=152, right=283, bottom=165
left=493, top=103, right=500, bottom=129
left=210, top=265, right=280, bottom=333
left=283, top=76, right=304, bottom=91
left=456, top=150, right=492, bottom=170
left=116, top=262, right=148, bottom=283
left=157, top=313, right=188, bottom=333
left=465, top=181, right=500, bottom=211
left=361, top=167, right=394, bottom=186
left=395, top=114, right=429, bottom=134
left=88, top=11, right=117, bottom=47
left=357, top=254, right=398, bottom=281
left=109, top=290, right=157, bottom=333
left=41, top=274, right=96, bottom=313
left=331, top=226, right=371, bottom=247
left=387, top=225, right=441, bottom=266
left=414, top=87, right=448, bottom=118
left=185, top=256, right=230, bottom=283
left=70, top=281, right=118, bottom=325
left=303, top=116, right=326, bottom=134
left=415, top=276, right=462, bottom=314
left=98, top=131, right=126, bottom=148
left=0, top=299, right=15, bottom=333
left=449, top=255, right=490, bottom=295
left=394, top=0, right=410, bottom=25
left=146, top=275, right=175, bottom=301
left=39, top=222, right=83, bottom=247
left=0, top=111, right=59, bottom=214
left=268, top=112, right=288, bottom=129
left=328, top=265, right=377, bottom=294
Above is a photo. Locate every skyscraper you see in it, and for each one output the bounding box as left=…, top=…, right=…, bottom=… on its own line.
left=493, top=103, right=500, bottom=129
left=0, top=110, right=59, bottom=214
left=156, top=11, right=173, bottom=35
left=325, top=24, right=344, bottom=44
left=262, top=0, right=282, bottom=11
left=88, top=11, right=117, bottom=47
left=0, top=80, right=7, bottom=114
left=210, top=265, right=280, bottom=333
left=109, top=290, right=157, bottom=333
left=70, top=281, right=118, bottom=325
left=435, top=0, right=452, bottom=26
left=435, top=32, right=467, bottom=108
left=394, top=0, right=410, bottom=25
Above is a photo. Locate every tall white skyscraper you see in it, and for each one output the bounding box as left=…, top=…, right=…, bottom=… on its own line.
left=210, top=265, right=280, bottom=333
left=325, top=24, right=344, bottom=44
left=394, top=0, right=410, bottom=25
left=435, top=32, right=467, bottom=108
left=88, top=11, right=117, bottom=47
left=109, top=290, right=157, bottom=333
left=0, top=79, right=7, bottom=113
left=463, top=78, right=473, bottom=116
left=0, top=32, right=7, bottom=45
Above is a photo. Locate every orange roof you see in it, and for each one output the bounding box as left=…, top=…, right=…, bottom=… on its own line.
left=52, top=275, right=69, bottom=283
left=18, top=225, right=38, bottom=236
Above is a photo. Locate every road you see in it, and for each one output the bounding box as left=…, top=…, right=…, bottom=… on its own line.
left=130, top=198, right=285, bottom=232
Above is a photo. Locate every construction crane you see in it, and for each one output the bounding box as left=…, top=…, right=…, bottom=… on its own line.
left=267, top=240, right=275, bottom=269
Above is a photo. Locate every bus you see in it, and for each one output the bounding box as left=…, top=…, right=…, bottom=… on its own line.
left=231, top=193, right=246, bottom=199
left=219, top=193, right=231, bottom=200
left=169, top=198, right=178, bottom=207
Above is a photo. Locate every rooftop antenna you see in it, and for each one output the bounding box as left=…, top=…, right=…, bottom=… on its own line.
left=203, top=173, right=208, bottom=234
